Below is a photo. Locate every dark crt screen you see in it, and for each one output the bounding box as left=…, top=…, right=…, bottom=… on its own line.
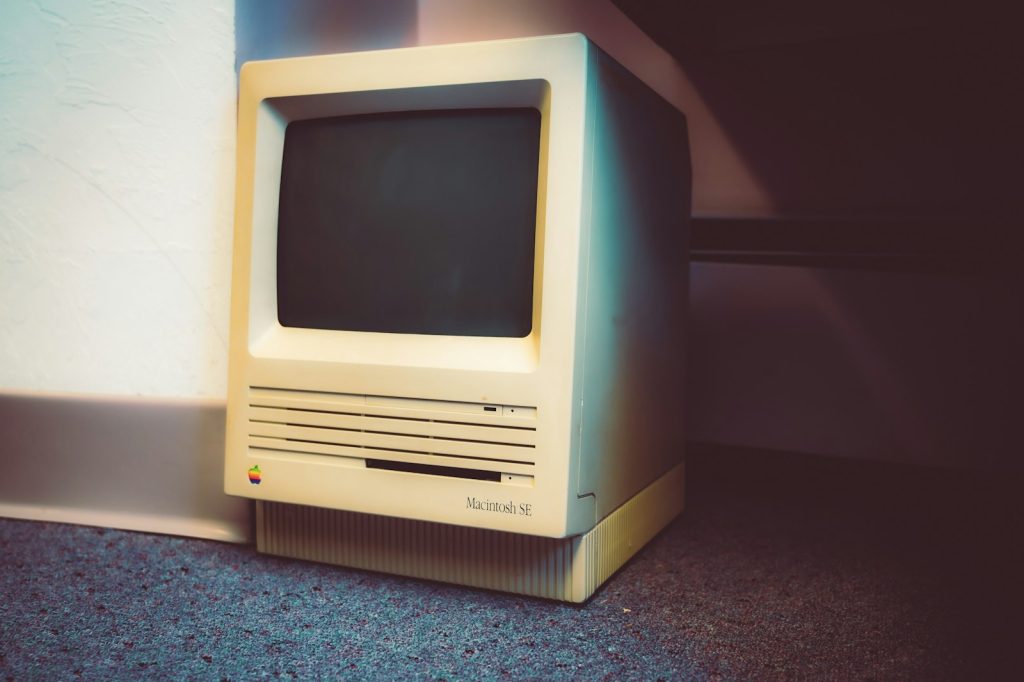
left=276, top=108, right=540, bottom=337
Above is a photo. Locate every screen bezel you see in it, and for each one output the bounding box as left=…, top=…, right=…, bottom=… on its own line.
left=246, top=80, right=551, bottom=373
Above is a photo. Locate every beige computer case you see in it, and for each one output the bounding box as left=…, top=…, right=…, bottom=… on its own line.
left=225, top=34, right=690, bottom=602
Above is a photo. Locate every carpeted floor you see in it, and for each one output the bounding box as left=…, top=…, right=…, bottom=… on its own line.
left=2, top=446, right=1022, bottom=680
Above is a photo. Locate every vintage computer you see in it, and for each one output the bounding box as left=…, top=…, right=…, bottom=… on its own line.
left=225, top=33, right=691, bottom=602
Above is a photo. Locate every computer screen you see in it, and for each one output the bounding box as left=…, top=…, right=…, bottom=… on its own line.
left=276, top=107, right=541, bottom=337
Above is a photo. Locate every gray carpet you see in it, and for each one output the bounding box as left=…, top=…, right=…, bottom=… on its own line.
left=2, top=447, right=1021, bottom=680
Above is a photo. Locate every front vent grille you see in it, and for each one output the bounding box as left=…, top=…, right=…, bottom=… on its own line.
left=246, top=387, right=537, bottom=477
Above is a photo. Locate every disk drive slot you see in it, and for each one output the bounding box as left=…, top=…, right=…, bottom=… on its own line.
left=366, top=459, right=501, bottom=482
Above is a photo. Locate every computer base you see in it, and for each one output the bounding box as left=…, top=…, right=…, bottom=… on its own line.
left=255, top=463, right=684, bottom=603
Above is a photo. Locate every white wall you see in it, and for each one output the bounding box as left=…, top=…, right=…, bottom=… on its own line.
left=0, top=0, right=235, bottom=398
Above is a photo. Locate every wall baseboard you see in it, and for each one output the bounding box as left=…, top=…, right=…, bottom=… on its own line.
left=0, top=391, right=250, bottom=543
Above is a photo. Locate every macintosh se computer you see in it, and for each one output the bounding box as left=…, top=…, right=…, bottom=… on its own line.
left=225, top=34, right=691, bottom=602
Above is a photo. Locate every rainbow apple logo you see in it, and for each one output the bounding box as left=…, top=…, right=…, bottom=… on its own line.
left=248, top=465, right=262, bottom=485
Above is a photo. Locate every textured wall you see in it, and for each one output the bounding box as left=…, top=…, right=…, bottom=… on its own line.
left=0, top=0, right=235, bottom=398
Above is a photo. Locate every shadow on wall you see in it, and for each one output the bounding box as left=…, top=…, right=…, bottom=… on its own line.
left=619, top=0, right=1024, bottom=221
left=623, top=1, right=1024, bottom=470
left=235, top=0, right=419, bottom=70
left=687, top=261, right=1024, bottom=471
left=681, top=28, right=1024, bottom=222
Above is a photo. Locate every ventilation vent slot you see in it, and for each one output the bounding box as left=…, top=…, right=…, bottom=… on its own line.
left=246, top=387, right=537, bottom=476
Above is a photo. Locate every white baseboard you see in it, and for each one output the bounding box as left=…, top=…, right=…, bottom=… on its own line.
left=0, top=390, right=250, bottom=542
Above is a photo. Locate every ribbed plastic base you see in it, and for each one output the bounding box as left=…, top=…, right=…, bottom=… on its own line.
left=256, top=464, right=684, bottom=602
